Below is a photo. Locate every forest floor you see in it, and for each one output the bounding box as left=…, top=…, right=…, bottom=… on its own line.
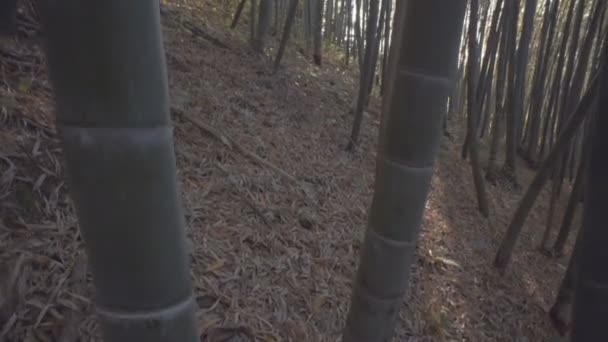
left=0, top=1, right=578, bottom=341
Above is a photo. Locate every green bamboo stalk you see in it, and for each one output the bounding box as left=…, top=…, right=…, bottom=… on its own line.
left=342, top=0, right=466, bottom=340
left=41, top=1, right=199, bottom=341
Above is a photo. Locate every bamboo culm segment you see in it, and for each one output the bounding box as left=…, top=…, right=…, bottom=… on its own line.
left=571, top=46, right=608, bottom=341
left=42, top=1, right=199, bottom=341
left=343, top=1, right=466, bottom=341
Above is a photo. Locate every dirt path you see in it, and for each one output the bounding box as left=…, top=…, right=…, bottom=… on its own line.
left=0, top=1, right=574, bottom=341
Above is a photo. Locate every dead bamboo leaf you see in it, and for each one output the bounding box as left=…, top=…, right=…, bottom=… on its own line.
left=311, top=295, right=326, bottom=314
left=205, top=259, right=225, bottom=273
left=200, top=315, right=222, bottom=330
left=434, top=256, right=462, bottom=270
left=33, top=174, right=46, bottom=192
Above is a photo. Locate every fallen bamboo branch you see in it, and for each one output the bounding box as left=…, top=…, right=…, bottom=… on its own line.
left=181, top=112, right=298, bottom=184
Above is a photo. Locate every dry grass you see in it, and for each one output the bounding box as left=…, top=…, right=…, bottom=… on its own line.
left=0, top=1, right=576, bottom=341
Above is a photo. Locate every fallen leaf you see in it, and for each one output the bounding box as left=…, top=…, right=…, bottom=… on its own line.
left=18, top=78, right=31, bottom=94
left=311, top=295, right=326, bottom=314
left=434, top=256, right=462, bottom=270
left=205, top=259, right=225, bottom=273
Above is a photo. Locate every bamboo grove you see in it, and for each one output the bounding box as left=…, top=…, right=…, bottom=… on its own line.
left=2, top=0, right=608, bottom=340
left=456, top=0, right=607, bottom=337
left=230, top=0, right=394, bottom=148
left=453, top=0, right=606, bottom=271
left=455, top=0, right=608, bottom=335
left=231, top=0, right=608, bottom=338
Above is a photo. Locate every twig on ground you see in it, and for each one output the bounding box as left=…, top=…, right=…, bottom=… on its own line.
left=181, top=111, right=298, bottom=184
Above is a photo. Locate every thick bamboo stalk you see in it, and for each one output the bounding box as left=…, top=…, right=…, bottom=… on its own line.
left=511, top=0, right=537, bottom=145
left=502, top=0, right=520, bottom=182
left=273, top=0, right=299, bottom=71
left=0, top=0, right=18, bottom=35
left=466, top=0, right=489, bottom=217
left=342, top=0, right=466, bottom=340
left=525, top=0, right=559, bottom=164
left=571, top=45, right=608, bottom=341
left=551, top=154, right=585, bottom=256
left=312, top=0, right=324, bottom=65
left=42, top=1, right=199, bottom=341
left=347, top=0, right=379, bottom=150
left=254, top=0, right=273, bottom=53
left=550, top=224, right=584, bottom=337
